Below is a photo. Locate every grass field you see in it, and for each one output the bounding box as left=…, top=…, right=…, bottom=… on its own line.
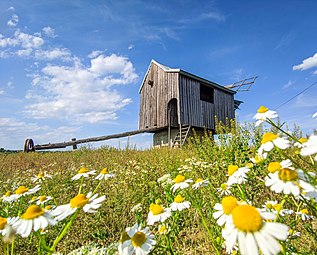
left=0, top=112, right=316, bottom=255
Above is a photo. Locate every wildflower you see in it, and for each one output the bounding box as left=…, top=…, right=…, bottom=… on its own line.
left=1, top=191, right=16, bottom=203
left=300, top=135, right=317, bottom=161
left=267, top=159, right=293, bottom=173
left=170, top=175, right=193, bottom=193
left=36, top=195, right=53, bottom=205
left=288, top=229, right=301, bottom=238
left=157, top=224, right=170, bottom=235
left=250, top=152, right=267, bottom=164
left=213, top=196, right=238, bottom=226
left=157, top=174, right=173, bottom=187
left=31, top=171, right=52, bottom=183
left=294, top=137, right=308, bottom=148
left=227, top=165, right=250, bottom=185
left=262, top=200, right=280, bottom=212
left=192, top=178, right=209, bottom=189
left=265, top=168, right=315, bottom=197
left=0, top=217, right=18, bottom=243
left=52, top=192, right=105, bottom=221
left=170, top=195, right=191, bottom=211
left=71, top=167, right=96, bottom=181
left=13, top=205, right=57, bottom=237
left=8, top=185, right=41, bottom=202
left=279, top=209, right=294, bottom=216
left=223, top=204, right=289, bottom=255
left=296, top=209, right=314, bottom=221
left=95, top=167, right=115, bottom=180
left=119, top=223, right=156, bottom=255
left=253, top=106, right=278, bottom=126
left=258, top=132, right=290, bottom=154
left=146, top=203, right=171, bottom=225
left=216, top=183, right=232, bottom=196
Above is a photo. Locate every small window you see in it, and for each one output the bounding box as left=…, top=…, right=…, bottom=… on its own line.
left=200, top=83, right=214, bottom=103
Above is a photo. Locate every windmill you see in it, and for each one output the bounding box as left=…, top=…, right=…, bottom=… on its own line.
left=225, top=76, right=258, bottom=109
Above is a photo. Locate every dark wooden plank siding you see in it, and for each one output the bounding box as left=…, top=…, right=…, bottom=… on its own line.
left=179, top=74, right=234, bottom=129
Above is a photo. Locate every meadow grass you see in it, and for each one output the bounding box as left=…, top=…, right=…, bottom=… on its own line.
left=0, top=112, right=316, bottom=255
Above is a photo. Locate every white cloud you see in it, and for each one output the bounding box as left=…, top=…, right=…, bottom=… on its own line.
left=7, top=14, right=19, bottom=27
left=128, top=44, right=134, bottom=50
left=34, top=48, right=73, bottom=61
left=88, top=50, right=104, bottom=58
left=7, top=6, right=15, bottom=11
left=282, top=80, right=295, bottom=90
left=42, top=26, right=57, bottom=38
left=199, top=11, right=226, bottom=22
left=293, top=53, right=317, bottom=71
left=0, top=88, right=4, bottom=95
left=294, top=94, right=317, bottom=108
left=24, top=53, right=138, bottom=124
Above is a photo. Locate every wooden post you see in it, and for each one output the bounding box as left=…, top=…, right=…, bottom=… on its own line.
left=72, top=138, right=77, bottom=150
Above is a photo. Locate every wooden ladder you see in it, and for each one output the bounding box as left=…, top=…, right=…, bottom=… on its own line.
left=172, top=125, right=191, bottom=148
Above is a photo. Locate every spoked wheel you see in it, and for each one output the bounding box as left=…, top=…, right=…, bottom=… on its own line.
left=24, top=139, right=35, bottom=152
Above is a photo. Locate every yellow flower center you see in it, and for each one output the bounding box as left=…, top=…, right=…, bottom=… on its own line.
left=228, top=165, right=238, bottom=176
left=261, top=132, right=278, bottom=144
left=300, top=209, right=309, bottom=215
left=39, top=196, right=46, bottom=202
left=220, top=183, right=228, bottom=190
left=257, top=106, right=268, bottom=113
left=298, top=138, right=307, bottom=143
left=78, top=167, right=88, bottom=174
left=45, top=205, right=52, bottom=210
left=31, top=196, right=37, bottom=201
left=253, top=155, right=263, bottom=164
left=265, top=203, right=273, bottom=209
left=120, top=231, right=131, bottom=243
left=0, top=217, right=7, bottom=230
left=159, top=225, right=167, bottom=234
left=246, top=163, right=253, bottom=168
left=232, top=205, right=262, bottom=232
left=174, top=195, right=185, bottom=203
left=5, top=191, right=11, bottom=197
left=131, top=231, right=146, bottom=247
left=221, top=196, right=238, bottom=215
left=273, top=204, right=282, bottom=211
left=70, top=194, right=89, bottom=208
left=268, top=162, right=281, bottom=173
left=195, top=178, right=203, bottom=183
left=15, top=186, right=29, bottom=195
left=150, top=203, right=164, bottom=215
left=21, top=205, right=45, bottom=220
left=174, top=175, right=185, bottom=183
left=278, top=168, right=298, bottom=182
left=37, top=172, right=44, bottom=178
left=101, top=168, right=109, bottom=174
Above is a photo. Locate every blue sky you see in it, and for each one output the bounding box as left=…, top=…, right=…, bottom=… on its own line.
left=0, top=0, right=317, bottom=150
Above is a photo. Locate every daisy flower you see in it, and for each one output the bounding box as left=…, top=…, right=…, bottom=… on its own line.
left=258, top=132, right=290, bottom=154
left=300, top=135, right=317, bottom=161
left=1, top=191, right=16, bottom=203
left=95, top=167, right=115, bottom=180
left=36, top=195, right=53, bottom=205
left=170, top=175, right=193, bottom=193
left=52, top=192, right=105, bottom=221
left=146, top=203, right=171, bottom=225
left=227, top=165, right=250, bottom=186
left=253, top=106, right=278, bottom=126
left=296, top=209, right=314, bottom=221
left=265, top=168, right=315, bottom=197
left=223, top=204, right=289, bottom=255
left=250, top=152, right=267, bottom=164
left=213, top=196, right=238, bottom=226
left=31, top=171, right=52, bottom=183
left=192, top=178, right=209, bottom=189
left=216, top=183, right=232, bottom=196
left=288, top=229, right=301, bottom=239
left=120, top=223, right=156, bottom=255
left=157, top=224, right=170, bottom=235
left=0, top=216, right=18, bottom=243
left=71, top=167, right=96, bottom=181
left=267, top=159, right=293, bottom=173
left=13, top=205, right=57, bottom=237
left=8, top=185, right=41, bottom=202
left=170, top=195, right=191, bottom=211
left=294, top=137, right=308, bottom=148
left=279, top=209, right=294, bottom=216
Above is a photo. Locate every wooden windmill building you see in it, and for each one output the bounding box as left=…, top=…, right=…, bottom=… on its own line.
left=139, top=60, right=236, bottom=147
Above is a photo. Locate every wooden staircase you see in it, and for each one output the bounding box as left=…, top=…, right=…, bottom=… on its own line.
left=172, top=125, right=191, bottom=148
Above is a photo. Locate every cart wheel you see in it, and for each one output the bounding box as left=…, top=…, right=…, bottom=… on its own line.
left=24, top=139, right=35, bottom=152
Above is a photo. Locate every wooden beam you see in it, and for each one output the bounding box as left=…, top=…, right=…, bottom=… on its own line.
left=32, top=127, right=162, bottom=151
